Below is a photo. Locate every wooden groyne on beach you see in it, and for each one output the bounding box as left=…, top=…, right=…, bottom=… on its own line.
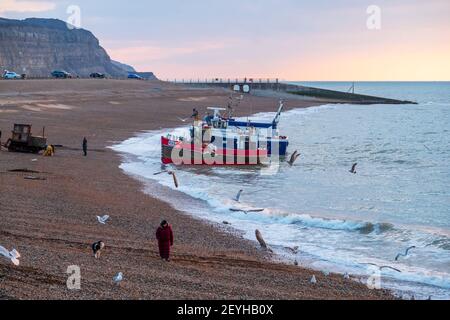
left=171, top=79, right=417, bottom=105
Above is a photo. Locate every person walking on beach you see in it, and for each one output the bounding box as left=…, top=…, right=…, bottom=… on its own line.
left=82, top=137, right=87, bottom=156
left=191, top=108, right=199, bottom=121
left=156, top=220, right=174, bottom=261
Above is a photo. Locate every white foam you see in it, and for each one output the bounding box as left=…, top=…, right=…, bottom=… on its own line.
left=110, top=105, right=450, bottom=300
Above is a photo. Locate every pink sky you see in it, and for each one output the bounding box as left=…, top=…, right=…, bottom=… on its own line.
left=2, top=0, right=450, bottom=80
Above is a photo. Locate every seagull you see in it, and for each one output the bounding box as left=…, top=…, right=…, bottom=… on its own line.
left=322, top=270, right=330, bottom=276
left=362, top=263, right=402, bottom=273
left=344, top=272, right=350, bottom=279
left=350, top=163, right=358, bottom=174
left=113, top=272, right=123, bottom=285
left=395, top=246, right=416, bottom=261
left=286, top=246, right=299, bottom=254
left=96, top=215, right=110, bottom=225
left=168, top=171, right=179, bottom=188
left=177, top=117, right=190, bottom=123
left=294, top=260, right=298, bottom=266
left=288, top=150, right=301, bottom=166
left=233, top=190, right=243, bottom=202
left=379, top=266, right=401, bottom=272
left=0, top=246, right=21, bottom=266
left=310, top=275, right=317, bottom=284
left=229, top=208, right=264, bottom=214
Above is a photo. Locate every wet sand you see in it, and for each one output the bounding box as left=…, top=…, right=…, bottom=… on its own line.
left=0, top=79, right=393, bottom=299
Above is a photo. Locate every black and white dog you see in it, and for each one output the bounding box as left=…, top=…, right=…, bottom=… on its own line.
left=92, top=241, right=105, bottom=259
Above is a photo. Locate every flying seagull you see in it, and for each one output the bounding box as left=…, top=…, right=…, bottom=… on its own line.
left=362, top=263, right=402, bottom=273
left=255, top=229, right=273, bottom=253
left=285, top=246, right=299, bottom=254
left=168, top=171, right=179, bottom=188
left=423, top=144, right=431, bottom=151
left=233, top=190, right=244, bottom=202
left=96, top=215, right=110, bottom=225
left=379, top=265, right=402, bottom=272
left=177, top=117, right=190, bottom=123
left=350, top=163, right=358, bottom=174
left=113, top=272, right=123, bottom=285
left=288, top=150, right=301, bottom=166
left=395, top=246, right=416, bottom=261
left=0, top=246, right=21, bottom=266
left=230, top=208, right=264, bottom=214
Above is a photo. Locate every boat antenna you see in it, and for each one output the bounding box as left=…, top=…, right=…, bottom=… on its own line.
left=272, top=99, right=284, bottom=128
left=248, top=80, right=253, bottom=123
left=348, top=82, right=355, bottom=94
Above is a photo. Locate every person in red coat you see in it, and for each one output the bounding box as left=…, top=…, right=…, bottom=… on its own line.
left=156, top=220, right=174, bottom=261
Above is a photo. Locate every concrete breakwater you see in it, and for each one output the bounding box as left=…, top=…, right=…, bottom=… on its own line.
left=175, top=80, right=417, bottom=105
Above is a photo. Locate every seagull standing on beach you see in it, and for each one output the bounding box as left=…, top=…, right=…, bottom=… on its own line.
left=395, top=246, right=416, bottom=261
left=234, top=190, right=243, bottom=202
left=96, top=215, right=110, bottom=225
left=310, top=275, right=317, bottom=284
left=350, top=163, right=358, bottom=174
left=113, top=272, right=123, bottom=285
left=0, top=246, right=21, bottom=266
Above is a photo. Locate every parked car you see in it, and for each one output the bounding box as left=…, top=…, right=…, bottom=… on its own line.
left=3, top=71, right=22, bottom=79
left=51, top=70, right=72, bottom=79
left=90, top=72, right=106, bottom=79
left=128, top=73, right=143, bottom=80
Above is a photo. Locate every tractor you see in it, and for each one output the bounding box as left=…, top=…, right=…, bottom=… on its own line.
left=4, top=124, right=47, bottom=154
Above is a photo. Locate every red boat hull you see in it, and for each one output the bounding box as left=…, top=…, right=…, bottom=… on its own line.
left=161, top=136, right=267, bottom=165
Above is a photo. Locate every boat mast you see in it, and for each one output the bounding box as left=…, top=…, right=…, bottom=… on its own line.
left=272, top=99, right=284, bottom=129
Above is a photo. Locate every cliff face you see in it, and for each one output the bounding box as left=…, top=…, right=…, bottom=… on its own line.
left=0, top=18, right=132, bottom=77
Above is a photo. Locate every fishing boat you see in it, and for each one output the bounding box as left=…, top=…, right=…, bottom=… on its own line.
left=161, top=100, right=289, bottom=165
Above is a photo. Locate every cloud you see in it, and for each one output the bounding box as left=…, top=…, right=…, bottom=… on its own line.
left=105, top=40, right=233, bottom=65
left=0, top=0, right=56, bottom=14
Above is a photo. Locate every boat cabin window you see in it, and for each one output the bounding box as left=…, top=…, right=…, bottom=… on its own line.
left=212, top=119, right=228, bottom=129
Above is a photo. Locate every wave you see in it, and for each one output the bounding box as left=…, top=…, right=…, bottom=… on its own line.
left=274, top=212, right=394, bottom=234
left=111, top=104, right=450, bottom=299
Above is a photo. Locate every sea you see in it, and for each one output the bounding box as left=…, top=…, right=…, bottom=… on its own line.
left=111, top=82, right=450, bottom=300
